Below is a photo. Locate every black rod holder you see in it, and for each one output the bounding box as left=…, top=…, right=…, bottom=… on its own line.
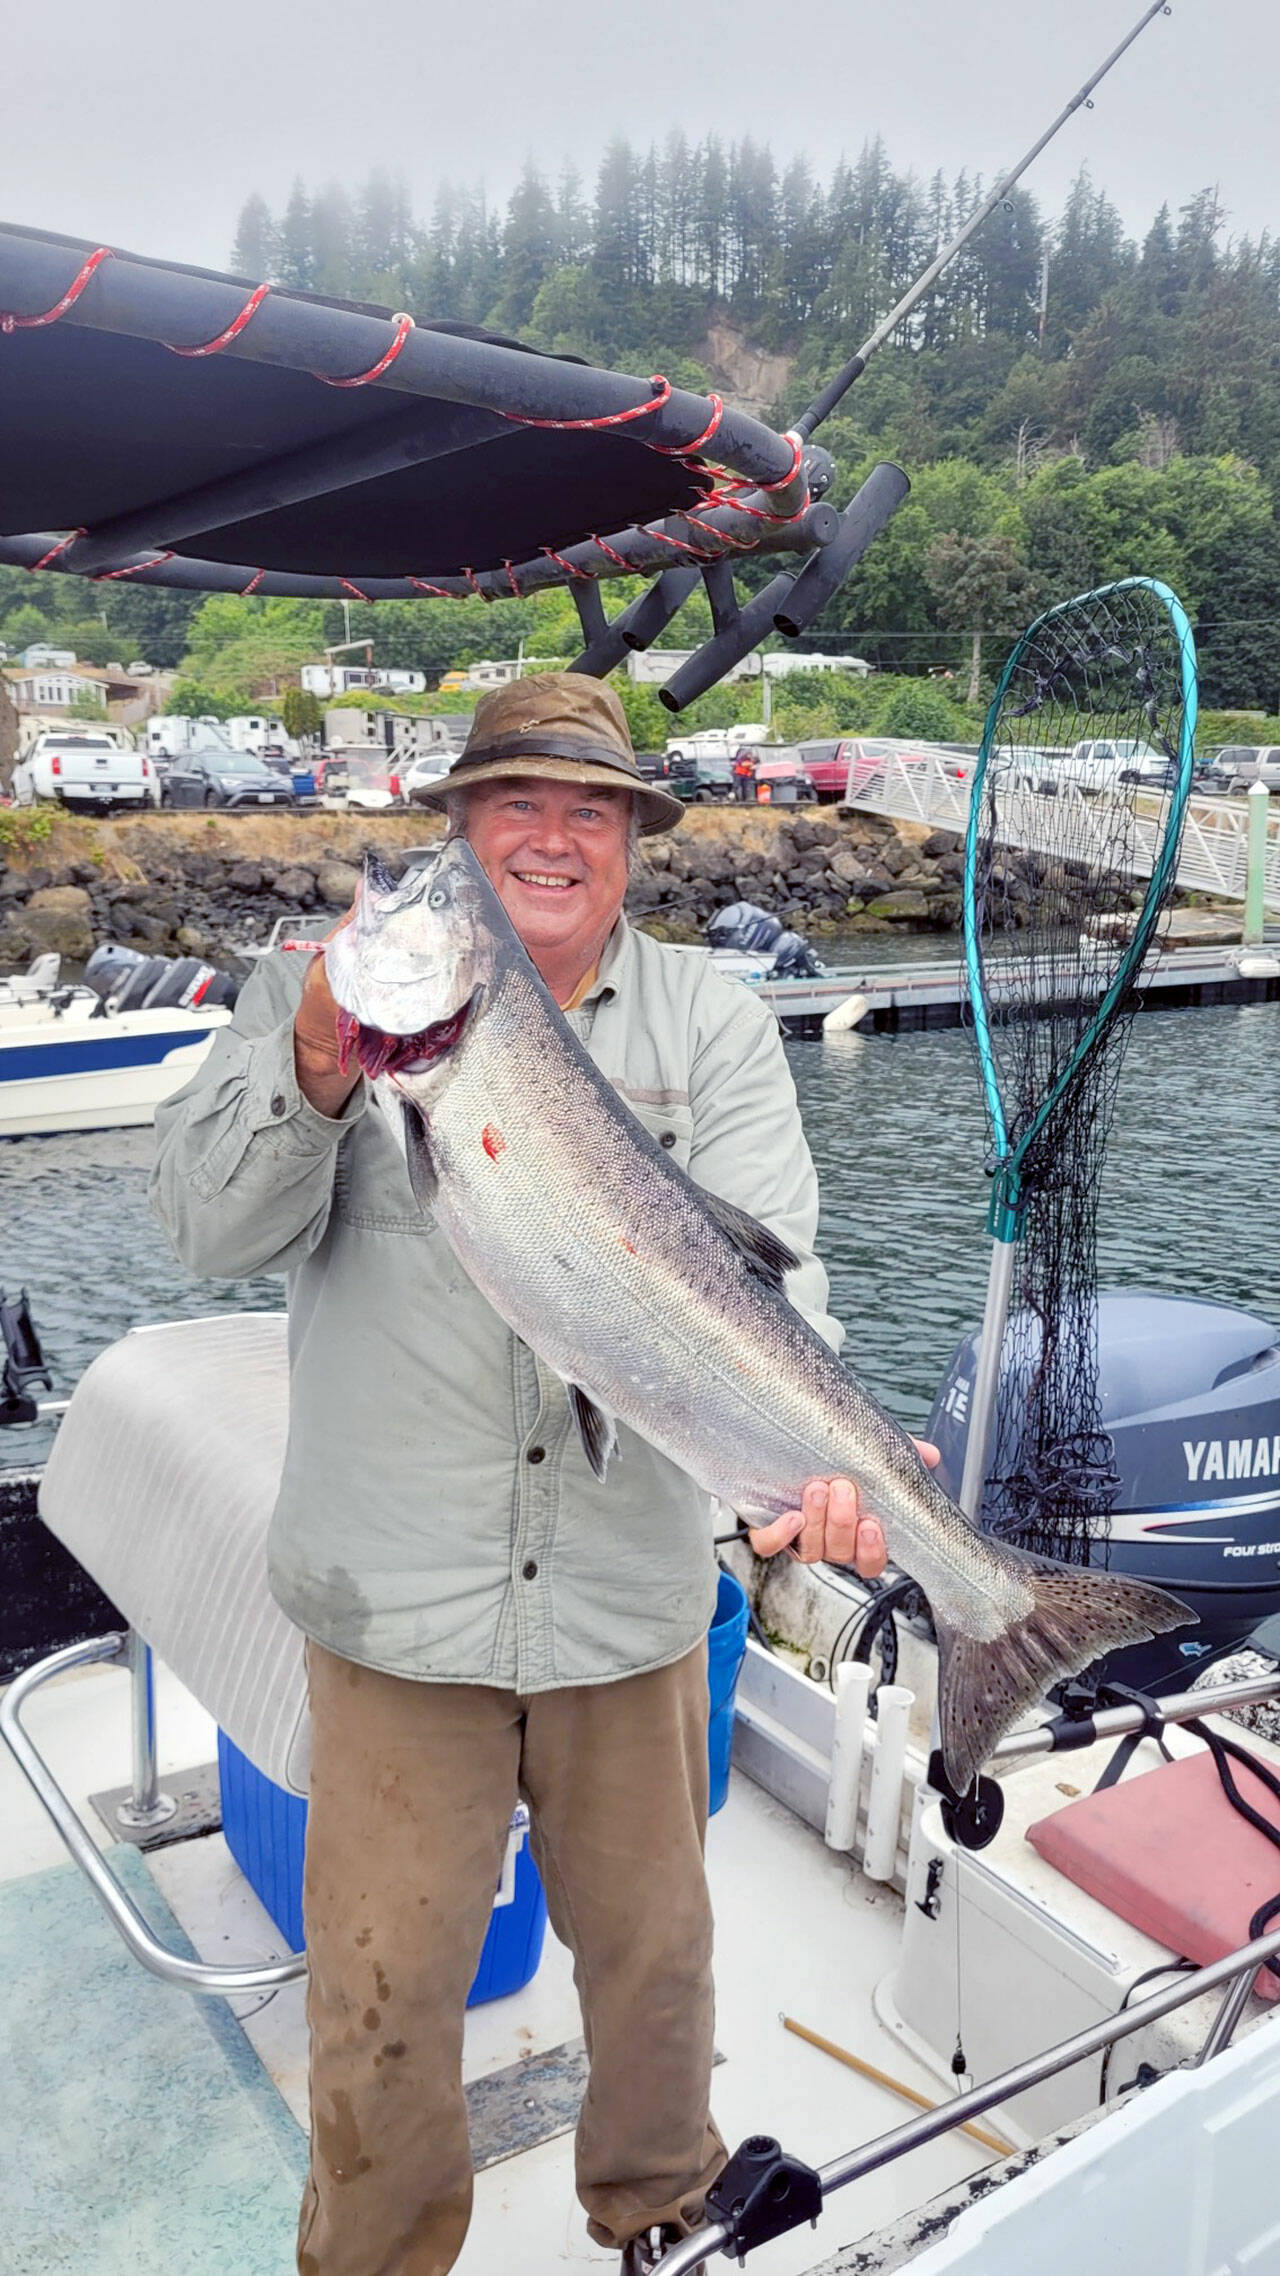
left=658, top=573, right=797, bottom=712
left=772, top=464, right=910, bottom=639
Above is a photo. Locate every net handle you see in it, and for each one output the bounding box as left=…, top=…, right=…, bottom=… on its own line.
left=962, top=574, right=1199, bottom=1206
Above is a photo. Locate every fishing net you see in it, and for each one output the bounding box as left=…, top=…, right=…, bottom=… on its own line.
left=964, top=579, right=1196, bottom=1561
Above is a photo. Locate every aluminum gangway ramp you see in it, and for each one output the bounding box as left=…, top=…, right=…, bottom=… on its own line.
left=843, top=754, right=1280, bottom=915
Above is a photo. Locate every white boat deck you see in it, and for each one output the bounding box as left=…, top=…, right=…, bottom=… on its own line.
left=1, top=1654, right=986, bottom=2276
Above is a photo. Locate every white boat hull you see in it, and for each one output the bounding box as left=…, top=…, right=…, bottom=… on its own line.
left=0, top=1004, right=229, bottom=1137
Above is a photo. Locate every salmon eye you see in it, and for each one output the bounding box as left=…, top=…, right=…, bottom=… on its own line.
left=429, top=888, right=448, bottom=910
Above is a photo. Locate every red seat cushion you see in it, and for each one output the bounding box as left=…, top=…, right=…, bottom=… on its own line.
left=1027, top=1748, right=1280, bottom=2000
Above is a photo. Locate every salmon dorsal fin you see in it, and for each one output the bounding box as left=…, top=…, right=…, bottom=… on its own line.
left=702, top=1193, right=800, bottom=1292
left=568, top=1386, right=619, bottom=1482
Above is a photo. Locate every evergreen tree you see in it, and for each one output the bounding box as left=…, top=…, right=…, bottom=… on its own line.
left=277, top=179, right=314, bottom=291
left=230, top=192, right=278, bottom=281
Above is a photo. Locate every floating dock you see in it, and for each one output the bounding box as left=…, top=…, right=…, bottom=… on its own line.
left=756, top=939, right=1280, bottom=1034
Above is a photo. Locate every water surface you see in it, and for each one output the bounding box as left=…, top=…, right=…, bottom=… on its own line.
left=4, top=998, right=1276, bottom=1463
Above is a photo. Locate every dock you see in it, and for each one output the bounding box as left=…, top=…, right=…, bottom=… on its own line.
left=754, top=938, right=1280, bottom=1034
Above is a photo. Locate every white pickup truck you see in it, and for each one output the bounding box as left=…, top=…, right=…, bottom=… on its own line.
left=11, top=730, right=159, bottom=812
left=1016, top=738, right=1174, bottom=795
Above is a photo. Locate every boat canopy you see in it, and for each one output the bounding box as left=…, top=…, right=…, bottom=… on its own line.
left=0, top=221, right=910, bottom=701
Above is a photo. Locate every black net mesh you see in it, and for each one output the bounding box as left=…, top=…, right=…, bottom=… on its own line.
left=967, top=583, right=1192, bottom=1561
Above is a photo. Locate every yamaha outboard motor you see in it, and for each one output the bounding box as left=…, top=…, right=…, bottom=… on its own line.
left=927, top=1290, right=1280, bottom=1692
left=84, top=943, right=239, bottom=1013
left=768, top=930, right=826, bottom=979
left=705, top=902, right=825, bottom=977
left=706, top=902, right=785, bottom=955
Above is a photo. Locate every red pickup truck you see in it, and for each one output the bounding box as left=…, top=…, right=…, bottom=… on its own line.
left=799, top=737, right=975, bottom=803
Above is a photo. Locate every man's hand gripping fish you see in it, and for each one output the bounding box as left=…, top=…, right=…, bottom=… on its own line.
left=325, top=843, right=1193, bottom=1794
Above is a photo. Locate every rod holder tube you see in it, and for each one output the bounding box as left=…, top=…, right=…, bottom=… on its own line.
left=863, top=1685, right=913, bottom=1881
left=824, top=1662, right=873, bottom=1852
left=772, top=466, right=910, bottom=639
left=658, top=573, right=798, bottom=711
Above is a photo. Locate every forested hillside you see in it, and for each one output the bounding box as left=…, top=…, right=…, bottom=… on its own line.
left=5, top=140, right=1279, bottom=720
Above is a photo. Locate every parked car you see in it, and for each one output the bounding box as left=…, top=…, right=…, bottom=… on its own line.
left=1014, top=738, right=1175, bottom=794
left=11, top=731, right=158, bottom=813
left=401, top=751, right=456, bottom=806
left=1197, top=745, right=1280, bottom=795
left=159, top=748, right=297, bottom=809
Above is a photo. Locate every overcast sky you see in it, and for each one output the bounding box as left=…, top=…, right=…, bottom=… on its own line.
left=3, top=0, right=1272, bottom=272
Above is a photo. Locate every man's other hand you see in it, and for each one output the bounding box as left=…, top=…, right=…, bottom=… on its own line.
left=748, top=1442, right=941, bottom=1573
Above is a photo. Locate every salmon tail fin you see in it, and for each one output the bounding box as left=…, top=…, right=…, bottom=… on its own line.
left=935, top=1562, right=1195, bottom=1797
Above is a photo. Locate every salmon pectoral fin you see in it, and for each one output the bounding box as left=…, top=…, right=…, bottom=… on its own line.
left=402, top=1102, right=438, bottom=1213
left=935, top=1563, right=1195, bottom=1797
left=568, top=1385, right=619, bottom=1483
left=702, top=1192, right=801, bottom=1292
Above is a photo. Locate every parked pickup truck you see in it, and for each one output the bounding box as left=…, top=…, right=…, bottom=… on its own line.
left=1014, top=739, right=1175, bottom=794
left=11, top=731, right=159, bottom=812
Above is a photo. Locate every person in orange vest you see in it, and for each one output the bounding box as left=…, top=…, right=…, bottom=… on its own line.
left=731, top=748, right=756, bottom=802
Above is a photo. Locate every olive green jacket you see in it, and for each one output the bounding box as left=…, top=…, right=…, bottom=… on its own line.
left=150, top=920, right=840, bottom=1689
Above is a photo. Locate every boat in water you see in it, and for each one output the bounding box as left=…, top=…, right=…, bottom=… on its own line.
left=4, top=1284, right=1280, bottom=2276
left=0, top=949, right=236, bottom=1139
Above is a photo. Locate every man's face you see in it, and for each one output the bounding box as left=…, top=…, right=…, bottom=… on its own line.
left=462, top=776, right=632, bottom=969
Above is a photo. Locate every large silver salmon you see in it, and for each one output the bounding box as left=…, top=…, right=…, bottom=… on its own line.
left=325, top=842, right=1192, bottom=1793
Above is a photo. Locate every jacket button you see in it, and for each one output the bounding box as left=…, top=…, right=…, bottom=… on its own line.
left=659, top=1130, right=676, bottom=1148
left=522, top=1559, right=538, bottom=1581
left=270, top=1092, right=287, bottom=1117
left=527, top=1446, right=546, bottom=1465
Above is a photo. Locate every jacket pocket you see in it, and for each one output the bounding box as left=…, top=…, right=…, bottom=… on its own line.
left=622, top=1096, right=694, bottom=1171
left=333, top=1107, right=437, bottom=1234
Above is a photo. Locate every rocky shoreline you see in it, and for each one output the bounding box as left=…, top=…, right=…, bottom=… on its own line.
left=0, top=807, right=979, bottom=972
left=0, top=799, right=1213, bottom=975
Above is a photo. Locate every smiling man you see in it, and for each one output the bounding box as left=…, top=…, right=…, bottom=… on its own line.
left=152, top=672, right=898, bottom=2276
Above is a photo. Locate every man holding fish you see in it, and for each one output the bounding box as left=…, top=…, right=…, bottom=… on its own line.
left=154, top=673, right=1183, bottom=2276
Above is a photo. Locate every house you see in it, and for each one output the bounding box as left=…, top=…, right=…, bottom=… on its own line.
left=4, top=660, right=173, bottom=745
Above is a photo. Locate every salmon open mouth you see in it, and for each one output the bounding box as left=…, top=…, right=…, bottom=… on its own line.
left=336, top=995, right=475, bottom=1081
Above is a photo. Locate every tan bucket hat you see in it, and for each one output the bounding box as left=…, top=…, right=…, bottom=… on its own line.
left=418, top=672, right=684, bottom=835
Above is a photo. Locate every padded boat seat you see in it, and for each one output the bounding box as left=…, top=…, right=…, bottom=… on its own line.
left=1027, top=1748, right=1280, bottom=2000
left=37, top=1314, right=310, bottom=1794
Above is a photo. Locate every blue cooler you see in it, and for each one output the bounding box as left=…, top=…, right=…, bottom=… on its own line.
left=707, top=1568, right=750, bottom=1816
left=218, top=1570, right=750, bottom=1975
left=217, top=1732, right=548, bottom=2007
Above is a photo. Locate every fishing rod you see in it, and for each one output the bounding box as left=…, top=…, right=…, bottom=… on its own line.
left=648, top=0, right=1176, bottom=701
left=797, top=0, right=1175, bottom=440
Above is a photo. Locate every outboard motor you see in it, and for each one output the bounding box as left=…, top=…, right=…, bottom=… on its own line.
left=927, top=1291, right=1280, bottom=1692
left=84, top=943, right=239, bottom=1013
left=706, top=902, right=785, bottom=955
left=768, top=930, right=825, bottom=979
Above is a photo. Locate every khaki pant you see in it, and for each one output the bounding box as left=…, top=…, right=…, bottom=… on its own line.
left=297, top=1641, right=726, bottom=2276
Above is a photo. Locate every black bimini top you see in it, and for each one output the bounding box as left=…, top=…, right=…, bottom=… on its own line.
left=0, top=221, right=904, bottom=702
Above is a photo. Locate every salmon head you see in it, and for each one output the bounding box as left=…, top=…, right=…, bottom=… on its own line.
left=323, top=841, right=503, bottom=1089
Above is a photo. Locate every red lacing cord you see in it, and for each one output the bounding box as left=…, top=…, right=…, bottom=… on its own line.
left=339, top=577, right=371, bottom=603
left=648, top=394, right=725, bottom=457
left=93, top=552, right=174, bottom=583
left=241, top=568, right=266, bottom=596
left=500, top=373, right=672, bottom=434
left=29, top=528, right=86, bottom=572
left=409, top=577, right=457, bottom=599
left=590, top=536, right=633, bottom=572
left=0, top=245, right=112, bottom=333
left=319, top=312, right=415, bottom=389
left=168, top=281, right=272, bottom=358
left=541, top=546, right=591, bottom=582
